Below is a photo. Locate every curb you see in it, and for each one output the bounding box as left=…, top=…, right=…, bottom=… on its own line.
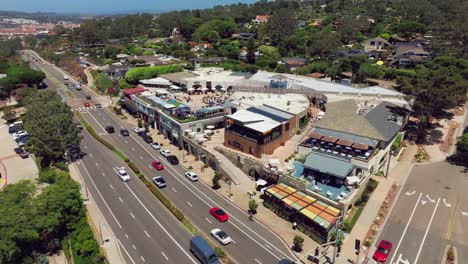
left=0, top=158, right=8, bottom=190
left=441, top=245, right=457, bottom=264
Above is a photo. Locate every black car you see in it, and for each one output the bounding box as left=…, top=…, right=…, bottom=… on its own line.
left=142, top=134, right=153, bottom=143
left=85, top=95, right=91, bottom=100
left=95, top=104, right=103, bottom=108
left=166, top=155, right=179, bottom=165
left=120, top=128, right=129, bottom=136
left=105, top=126, right=115, bottom=133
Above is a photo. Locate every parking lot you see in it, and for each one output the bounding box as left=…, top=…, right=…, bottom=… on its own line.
left=0, top=119, right=39, bottom=188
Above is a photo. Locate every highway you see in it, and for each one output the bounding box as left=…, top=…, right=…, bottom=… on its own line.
left=23, top=51, right=198, bottom=264
left=24, top=50, right=297, bottom=263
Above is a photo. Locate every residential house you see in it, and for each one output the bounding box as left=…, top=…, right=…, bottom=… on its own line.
left=191, top=57, right=224, bottom=66
left=392, top=42, right=431, bottom=67
left=231, top=32, right=256, bottom=40
left=362, top=37, right=391, bottom=52
left=129, top=55, right=168, bottom=66
left=103, top=65, right=134, bottom=80
left=252, top=15, right=270, bottom=24
left=282, top=58, right=306, bottom=71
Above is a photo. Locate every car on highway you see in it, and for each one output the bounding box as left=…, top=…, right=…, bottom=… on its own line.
left=373, top=239, right=393, bottom=263
left=116, top=168, right=131, bottom=182
left=185, top=171, right=199, bottom=181
left=85, top=95, right=91, bottom=100
left=160, top=149, right=171, bottom=157
left=151, top=160, right=164, bottom=170
left=209, top=207, right=228, bottom=222
left=166, top=155, right=179, bottom=165
left=84, top=102, right=91, bottom=107
left=95, top=104, right=103, bottom=108
left=132, top=127, right=146, bottom=134
left=120, top=128, right=129, bottom=136
left=152, top=176, right=167, bottom=188
left=150, top=142, right=161, bottom=150
left=210, top=228, right=232, bottom=245
left=106, top=126, right=115, bottom=133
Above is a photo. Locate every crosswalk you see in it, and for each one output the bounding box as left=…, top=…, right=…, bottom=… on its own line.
left=72, top=106, right=103, bottom=112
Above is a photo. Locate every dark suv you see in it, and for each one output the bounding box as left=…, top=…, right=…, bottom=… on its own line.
left=166, top=155, right=179, bottom=165
left=120, top=128, right=129, bottom=136
left=142, top=134, right=153, bottom=143
left=106, top=126, right=115, bottom=133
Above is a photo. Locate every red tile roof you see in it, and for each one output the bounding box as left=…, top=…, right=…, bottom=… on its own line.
left=123, top=87, right=146, bottom=95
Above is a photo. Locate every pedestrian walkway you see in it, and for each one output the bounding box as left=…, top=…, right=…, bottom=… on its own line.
left=69, top=164, right=126, bottom=264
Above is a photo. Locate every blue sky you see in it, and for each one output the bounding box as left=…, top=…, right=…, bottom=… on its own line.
left=0, top=0, right=258, bottom=14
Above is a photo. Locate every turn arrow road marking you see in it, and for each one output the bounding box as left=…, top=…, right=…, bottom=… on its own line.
left=442, top=198, right=451, bottom=207
left=426, top=194, right=435, bottom=203
left=405, top=190, right=416, bottom=196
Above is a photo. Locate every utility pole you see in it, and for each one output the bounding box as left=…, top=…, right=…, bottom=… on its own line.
left=332, top=213, right=342, bottom=264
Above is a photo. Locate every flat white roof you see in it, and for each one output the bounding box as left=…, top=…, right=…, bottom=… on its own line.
left=226, top=92, right=309, bottom=115
left=227, top=109, right=281, bottom=133
left=139, top=77, right=172, bottom=86
left=249, top=70, right=404, bottom=97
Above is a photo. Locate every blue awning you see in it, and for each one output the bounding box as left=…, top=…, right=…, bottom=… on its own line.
left=303, top=152, right=353, bottom=178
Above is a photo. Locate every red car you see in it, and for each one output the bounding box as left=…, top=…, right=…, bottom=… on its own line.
left=84, top=102, right=91, bottom=107
left=373, top=240, right=393, bottom=262
left=210, top=207, right=228, bottom=222
left=151, top=160, right=164, bottom=170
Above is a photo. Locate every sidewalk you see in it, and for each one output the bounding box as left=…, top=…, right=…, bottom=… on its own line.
left=69, top=163, right=126, bottom=264
left=338, top=144, right=418, bottom=264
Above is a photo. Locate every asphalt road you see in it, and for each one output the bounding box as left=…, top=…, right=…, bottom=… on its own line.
left=23, top=50, right=297, bottom=263
left=369, top=161, right=468, bottom=264
left=23, top=51, right=198, bottom=264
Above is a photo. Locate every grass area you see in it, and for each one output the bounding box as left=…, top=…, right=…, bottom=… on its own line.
left=91, top=70, right=114, bottom=93
left=349, top=206, right=364, bottom=229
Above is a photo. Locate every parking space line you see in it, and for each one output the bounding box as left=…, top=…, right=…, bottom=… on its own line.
left=132, top=244, right=136, bottom=250
left=118, top=197, right=123, bottom=203
left=205, top=217, right=212, bottom=224
left=254, top=258, right=262, bottom=264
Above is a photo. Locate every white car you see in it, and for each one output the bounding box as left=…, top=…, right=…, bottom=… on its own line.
left=150, top=142, right=161, bottom=150
left=132, top=127, right=146, bottom=133
left=210, top=228, right=232, bottom=245
left=185, top=171, right=199, bottom=181
left=160, top=149, right=171, bottom=157
left=116, top=168, right=131, bottom=182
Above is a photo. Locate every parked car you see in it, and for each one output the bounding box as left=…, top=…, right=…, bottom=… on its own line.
left=132, top=127, right=146, bottom=133
left=373, top=240, right=393, bottom=263
left=152, top=176, right=167, bottom=188
left=209, top=207, right=228, bottom=222
left=142, top=134, right=153, bottom=143
left=210, top=228, right=232, bottom=245
left=160, top=149, right=171, bottom=157
left=106, top=126, right=115, bottom=133
left=166, top=155, right=179, bottom=165
left=95, top=104, right=103, bottom=108
left=185, top=171, right=199, bottom=181
left=116, top=168, right=130, bottom=182
left=85, top=95, right=91, bottom=100
left=190, top=236, right=219, bottom=264
left=150, top=142, right=161, bottom=150
left=120, top=128, right=129, bottom=136
left=151, top=160, right=164, bottom=170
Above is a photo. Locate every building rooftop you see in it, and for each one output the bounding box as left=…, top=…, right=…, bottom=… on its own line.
left=316, top=99, right=406, bottom=142
left=139, top=77, right=172, bottom=86
left=303, top=152, right=353, bottom=178
left=227, top=109, right=281, bottom=133
left=226, top=92, right=309, bottom=115
left=247, top=105, right=294, bottom=122
left=160, top=71, right=197, bottom=84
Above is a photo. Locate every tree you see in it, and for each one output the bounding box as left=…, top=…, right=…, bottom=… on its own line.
left=248, top=199, right=258, bottom=214
left=125, top=65, right=183, bottom=83
left=1, top=106, right=16, bottom=122
left=0, top=76, right=19, bottom=100
left=266, top=8, right=297, bottom=53
left=456, top=133, right=468, bottom=161
left=246, top=39, right=256, bottom=65
left=293, top=235, right=304, bottom=252
left=23, top=90, right=81, bottom=166
left=212, top=174, right=221, bottom=189
left=5, top=65, right=45, bottom=87
left=79, top=19, right=102, bottom=46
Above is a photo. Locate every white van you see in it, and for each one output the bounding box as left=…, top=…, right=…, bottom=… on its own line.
left=185, top=171, right=199, bottom=181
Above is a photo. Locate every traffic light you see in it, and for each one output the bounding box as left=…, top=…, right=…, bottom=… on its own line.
left=355, top=239, right=361, bottom=251
left=314, top=247, right=319, bottom=257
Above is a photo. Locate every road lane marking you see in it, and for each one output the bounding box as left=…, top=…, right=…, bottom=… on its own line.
left=140, top=156, right=143, bottom=160
left=186, top=201, right=193, bottom=207
left=389, top=192, right=423, bottom=264
left=95, top=162, right=99, bottom=166
left=254, top=259, right=262, bottom=264
left=205, top=217, right=212, bottom=224
left=462, top=211, right=468, bottom=216
left=101, top=172, right=106, bottom=176
left=442, top=198, right=451, bottom=207
left=117, top=239, right=136, bottom=264
left=395, top=254, right=410, bottom=264
left=75, top=163, right=122, bottom=228
left=148, top=165, right=152, bottom=169
left=118, top=197, right=123, bottom=203
left=144, top=230, right=150, bottom=238
left=414, top=198, right=440, bottom=264
left=130, top=212, right=136, bottom=219
left=83, top=109, right=107, bottom=133
left=161, top=252, right=169, bottom=261
left=109, top=184, right=114, bottom=190
left=132, top=244, right=136, bottom=250
left=446, top=199, right=459, bottom=240
left=172, top=188, right=177, bottom=193
left=140, top=256, right=146, bottom=262
left=426, top=194, right=435, bottom=203
left=132, top=147, right=136, bottom=151
left=89, top=153, right=93, bottom=158
left=84, top=145, right=88, bottom=149
left=125, top=140, right=129, bottom=144
left=405, top=190, right=416, bottom=196
left=123, top=184, right=198, bottom=263
left=125, top=234, right=128, bottom=238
